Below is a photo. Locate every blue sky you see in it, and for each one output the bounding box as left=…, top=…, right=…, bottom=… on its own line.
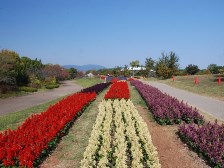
left=0, top=0, right=224, bottom=69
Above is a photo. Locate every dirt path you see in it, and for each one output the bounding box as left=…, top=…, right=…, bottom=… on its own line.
left=0, top=80, right=83, bottom=116
left=136, top=105, right=209, bottom=168
left=142, top=80, right=224, bottom=121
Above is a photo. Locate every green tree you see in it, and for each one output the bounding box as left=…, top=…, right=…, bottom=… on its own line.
left=0, top=50, right=20, bottom=86
left=185, top=64, right=200, bottom=75
left=112, top=66, right=122, bottom=77
left=207, top=64, right=220, bottom=74
left=168, top=51, right=179, bottom=75
left=17, top=57, right=43, bottom=85
left=130, top=60, right=140, bottom=68
left=155, top=51, right=179, bottom=79
left=123, top=65, right=130, bottom=77
left=68, top=68, right=77, bottom=78
left=145, top=57, right=155, bottom=77
left=145, top=57, right=155, bottom=70
left=155, top=59, right=170, bottom=79
left=130, top=60, right=140, bottom=77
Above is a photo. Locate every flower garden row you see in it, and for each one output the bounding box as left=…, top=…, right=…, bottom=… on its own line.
left=104, top=81, right=130, bottom=100
left=130, top=80, right=204, bottom=125
left=0, top=82, right=110, bottom=168
left=131, top=80, right=224, bottom=167
left=81, top=81, right=161, bottom=167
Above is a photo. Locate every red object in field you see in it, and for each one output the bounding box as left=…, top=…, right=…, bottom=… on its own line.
left=194, top=76, right=199, bottom=84
left=218, top=76, right=222, bottom=85
left=172, top=75, right=175, bottom=81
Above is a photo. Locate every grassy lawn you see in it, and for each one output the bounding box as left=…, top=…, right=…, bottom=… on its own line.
left=146, top=75, right=224, bottom=101
left=0, top=97, right=63, bottom=131
left=129, top=83, right=154, bottom=122
left=74, top=77, right=103, bottom=88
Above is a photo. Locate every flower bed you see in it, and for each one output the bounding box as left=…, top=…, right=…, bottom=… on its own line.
left=0, top=92, right=96, bottom=167
left=178, top=121, right=224, bottom=167
left=81, top=82, right=111, bottom=94
left=130, top=80, right=204, bottom=125
left=81, top=99, right=160, bottom=167
left=104, top=81, right=130, bottom=100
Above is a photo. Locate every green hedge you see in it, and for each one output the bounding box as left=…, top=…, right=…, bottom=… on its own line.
left=45, top=84, right=60, bottom=89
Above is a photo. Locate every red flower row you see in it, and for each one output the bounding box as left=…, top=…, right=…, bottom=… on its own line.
left=104, top=81, right=130, bottom=100
left=0, top=92, right=96, bottom=167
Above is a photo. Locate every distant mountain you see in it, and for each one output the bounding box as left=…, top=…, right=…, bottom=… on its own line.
left=63, top=64, right=106, bottom=71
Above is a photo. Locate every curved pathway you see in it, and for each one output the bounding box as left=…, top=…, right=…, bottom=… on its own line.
left=141, top=80, right=224, bottom=121
left=0, top=80, right=83, bottom=116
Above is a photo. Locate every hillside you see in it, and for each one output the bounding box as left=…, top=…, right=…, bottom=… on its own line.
left=63, top=64, right=106, bottom=71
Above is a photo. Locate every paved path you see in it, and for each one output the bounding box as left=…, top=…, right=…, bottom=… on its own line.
left=0, top=80, right=83, bottom=116
left=141, top=80, right=224, bottom=120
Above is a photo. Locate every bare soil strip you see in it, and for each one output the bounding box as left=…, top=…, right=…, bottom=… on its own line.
left=136, top=106, right=210, bottom=168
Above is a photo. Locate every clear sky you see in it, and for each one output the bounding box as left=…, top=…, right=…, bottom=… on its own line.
left=0, top=0, right=224, bottom=69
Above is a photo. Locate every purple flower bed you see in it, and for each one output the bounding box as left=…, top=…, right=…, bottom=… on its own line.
left=130, top=80, right=204, bottom=125
left=178, top=122, right=224, bottom=167
left=81, top=82, right=111, bottom=94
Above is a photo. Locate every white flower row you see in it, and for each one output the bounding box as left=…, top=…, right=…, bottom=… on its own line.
left=81, top=100, right=113, bottom=167
left=124, top=99, right=161, bottom=167
left=81, top=99, right=161, bottom=168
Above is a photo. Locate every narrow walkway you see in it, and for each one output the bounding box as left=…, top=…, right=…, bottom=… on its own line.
left=0, top=80, right=83, bottom=116
left=142, top=80, right=224, bottom=121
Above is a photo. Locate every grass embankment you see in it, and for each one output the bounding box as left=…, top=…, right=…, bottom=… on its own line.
left=0, top=98, right=63, bottom=131
left=0, top=91, right=29, bottom=99
left=74, top=77, right=103, bottom=88
left=146, top=75, right=224, bottom=101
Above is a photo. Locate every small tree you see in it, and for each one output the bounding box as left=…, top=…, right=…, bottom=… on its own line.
left=155, top=60, right=170, bottom=79
left=145, top=57, right=155, bottom=77
left=168, top=51, right=179, bottom=75
left=185, top=64, right=200, bottom=75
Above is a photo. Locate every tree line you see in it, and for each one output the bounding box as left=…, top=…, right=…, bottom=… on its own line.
left=92, top=51, right=224, bottom=79
left=0, top=49, right=76, bottom=93
left=1, top=49, right=223, bottom=93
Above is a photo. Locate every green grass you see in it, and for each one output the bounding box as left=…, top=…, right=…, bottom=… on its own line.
left=146, top=75, right=224, bottom=101
left=74, top=77, right=102, bottom=88
left=0, top=91, right=29, bottom=99
left=129, top=82, right=154, bottom=122
left=0, top=97, right=63, bottom=131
